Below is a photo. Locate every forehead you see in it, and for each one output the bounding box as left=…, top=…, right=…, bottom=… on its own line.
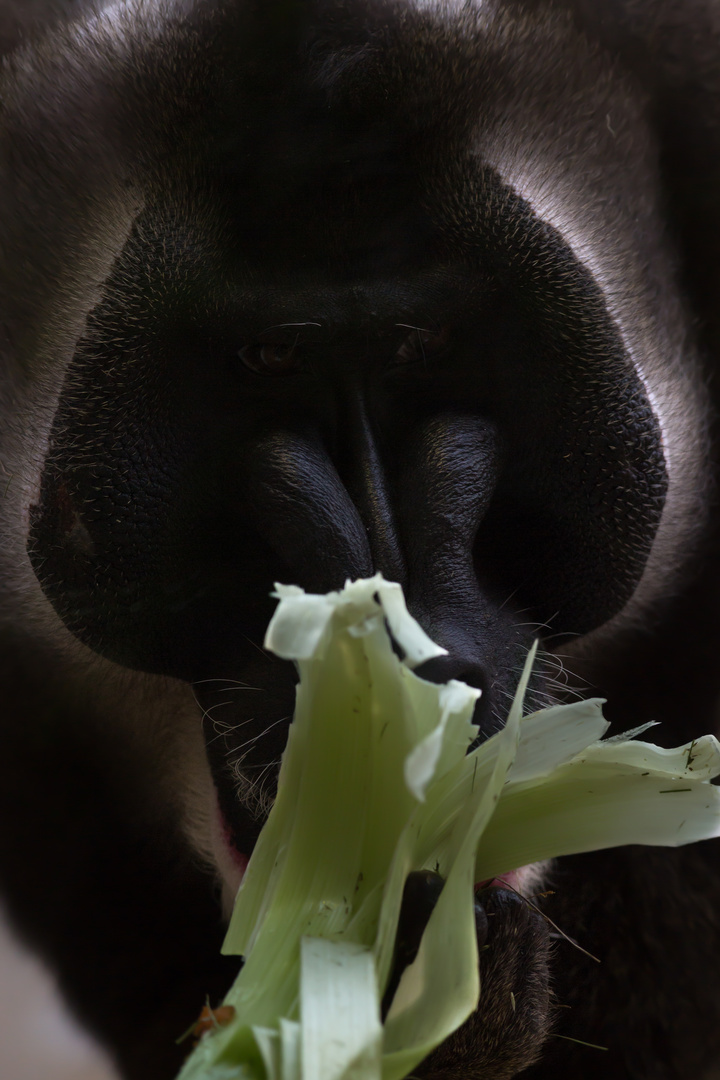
left=132, top=3, right=658, bottom=337
left=16, top=1, right=651, bottom=300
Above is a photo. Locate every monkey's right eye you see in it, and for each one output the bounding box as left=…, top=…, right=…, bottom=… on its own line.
left=238, top=342, right=301, bottom=376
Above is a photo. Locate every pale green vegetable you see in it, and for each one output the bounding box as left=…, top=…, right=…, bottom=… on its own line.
left=177, top=575, right=720, bottom=1080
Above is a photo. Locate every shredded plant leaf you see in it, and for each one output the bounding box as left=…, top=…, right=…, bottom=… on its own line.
left=177, top=575, right=720, bottom=1080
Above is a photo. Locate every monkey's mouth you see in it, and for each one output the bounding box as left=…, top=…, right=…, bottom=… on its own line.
left=211, top=788, right=536, bottom=917
left=197, top=676, right=538, bottom=908
left=195, top=655, right=496, bottom=889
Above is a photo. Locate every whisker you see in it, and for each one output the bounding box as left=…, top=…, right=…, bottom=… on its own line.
left=205, top=714, right=257, bottom=747
left=223, top=715, right=290, bottom=758
left=193, top=677, right=263, bottom=690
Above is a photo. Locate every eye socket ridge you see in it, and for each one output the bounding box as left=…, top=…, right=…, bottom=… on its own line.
left=238, top=340, right=302, bottom=377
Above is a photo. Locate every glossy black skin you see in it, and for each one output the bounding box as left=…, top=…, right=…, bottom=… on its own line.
left=2, top=1, right=720, bottom=1078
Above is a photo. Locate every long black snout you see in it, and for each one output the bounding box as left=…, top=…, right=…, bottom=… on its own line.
left=233, top=405, right=522, bottom=728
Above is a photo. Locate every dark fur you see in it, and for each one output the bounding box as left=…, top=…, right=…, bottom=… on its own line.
left=1, top=1, right=720, bottom=1078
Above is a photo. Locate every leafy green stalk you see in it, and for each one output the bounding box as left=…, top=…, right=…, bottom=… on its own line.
left=177, top=576, right=720, bottom=1080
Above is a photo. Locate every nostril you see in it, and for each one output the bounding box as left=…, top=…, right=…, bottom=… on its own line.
left=414, top=650, right=497, bottom=738
left=456, top=667, right=486, bottom=691
left=414, top=652, right=488, bottom=696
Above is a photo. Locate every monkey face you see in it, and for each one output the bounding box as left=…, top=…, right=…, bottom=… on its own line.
left=0, top=2, right=717, bottom=1078
left=22, top=2, right=692, bottom=867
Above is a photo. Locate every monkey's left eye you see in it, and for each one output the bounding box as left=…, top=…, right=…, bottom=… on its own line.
left=238, top=342, right=301, bottom=376
left=394, top=326, right=450, bottom=367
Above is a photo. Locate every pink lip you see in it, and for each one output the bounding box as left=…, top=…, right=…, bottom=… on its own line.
left=476, top=870, right=523, bottom=893
left=214, top=794, right=249, bottom=878
left=221, top=815, right=249, bottom=873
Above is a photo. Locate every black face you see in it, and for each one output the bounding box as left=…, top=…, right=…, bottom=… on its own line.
left=27, top=154, right=667, bottom=855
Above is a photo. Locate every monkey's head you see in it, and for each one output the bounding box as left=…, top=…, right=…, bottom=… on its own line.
left=0, top=1, right=713, bottom=1078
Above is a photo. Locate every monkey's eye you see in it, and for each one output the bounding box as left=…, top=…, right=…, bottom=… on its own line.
left=238, top=342, right=301, bottom=376
left=394, top=326, right=450, bottom=367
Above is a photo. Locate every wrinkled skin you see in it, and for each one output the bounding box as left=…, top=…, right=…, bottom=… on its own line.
left=1, top=1, right=720, bottom=1078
